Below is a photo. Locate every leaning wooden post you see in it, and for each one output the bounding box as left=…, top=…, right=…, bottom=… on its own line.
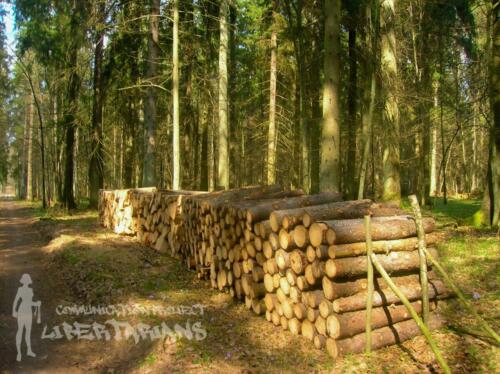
left=370, top=253, right=451, bottom=374
left=409, top=195, right=429, bottom=324
left=364, top=215, right=374, bottom=353
left=423, top=247, right=500, bottom=344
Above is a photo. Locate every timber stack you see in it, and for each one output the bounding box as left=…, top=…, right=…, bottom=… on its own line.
left=99, top=186, right=452, bottom=358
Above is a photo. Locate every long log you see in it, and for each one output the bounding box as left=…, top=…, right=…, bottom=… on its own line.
left=314, top=216, right=435, bottom=244
left=245, top=192, right=342, bottom=223
left=322, top=273, right=422, bottom=300
left=332, top=279, right=451, bottom=313
left=301, top=200, right=405, bottom=227
left=327, top=313, right=444, bottom=358
left=324, top=248, right=438, bottom=278
left=326, top=301, right=436, bottom=339
left=330, top=232, right=440, bottom=258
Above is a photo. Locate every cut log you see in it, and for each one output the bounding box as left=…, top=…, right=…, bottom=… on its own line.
left=246, top=192, right=342, bottom=223
left=329, top=313, right=444, bottom=358
left=324, top=248, right=438, bottom=278
left=327, top=301, right=436, bottom=339
left=307, top=223, right=336, bottom=247
left=290, top=250, right=308, bottom=274
left=322, top=273, right=421, bottom=300
left=330, top=232, right=440, bottom=258
left=301, top=200, right=405, bottom=227
left=319, top=216, right=435, bottom=244
left=332, top=279, right=451, bottom=313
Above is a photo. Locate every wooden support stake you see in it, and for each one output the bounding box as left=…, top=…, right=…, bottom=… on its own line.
left=409, top=195, right=429, bottom=324
left=423, top=247, right=500, bottom=344
left=364, top=215, right=374, bottom=354
left=370, top=253, right=451, bottom=374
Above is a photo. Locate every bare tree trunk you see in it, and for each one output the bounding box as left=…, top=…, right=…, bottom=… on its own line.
left=26, top=98, right=33, bottom=201
left=89, top=2, right=105, bottom=208
left=345, top=18, right=357, bottom=198
left=217, top=0, right=229, bottom=189
left=319, top=0, right=341, bottom=192
left=172, top=0, right=180, bottom=189
left=358, top=0, right=378, bottom=199
left=488, top=0, right=500, bottom=227
left=267, top=2, right=278, bottom=185
left=380, top=0, right=401, bottom=204
left=143, top=0, right=160, bottom=187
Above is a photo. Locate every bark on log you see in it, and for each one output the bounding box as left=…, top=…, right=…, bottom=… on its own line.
left=319, top=216, right=435, bottom=244
left=301, top=200, right=405, bottom=227
left=324, top=248, right=438, bottom=278
left=330, top=232, right=440, bottom=258
left=322, top=273, right=422, bottom=300
left=332, top=280, right=451, bottom=313
left=246, top=192, right=342, bottom=223
left=329, top=313, right=444, bottom=358
left=327, top=301, right=436, bottom=339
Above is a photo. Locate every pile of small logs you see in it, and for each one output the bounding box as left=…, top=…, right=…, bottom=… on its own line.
left=261, top=199, right=452, bottom=358
left=99, top=186, right=452, bottom=358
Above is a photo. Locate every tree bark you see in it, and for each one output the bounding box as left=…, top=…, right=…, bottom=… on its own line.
left=267, top=2, right=278, bottom=185
left=319, top=0, right=341, bottom=192
left=172, top=0, right=180, bottom=190
left=217, top=0, right=229, bottom=189
left=89, top=2, right=105, bottom=208
left=380, top=0, right=401, bottom=204
left=142, top=0, right=160, bottom=187
left=315, top=215, right=435, bottom=244
left=329, top=313, right=444, bottom=357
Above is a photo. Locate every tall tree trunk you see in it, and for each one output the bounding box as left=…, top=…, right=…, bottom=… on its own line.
left=380, top=0, right=401, bottom=204
left=267, top=2, right=278, bottom=185
left=62, top=32, right=79, bottom=209
left=142, top=0, right=160, bottom=187
left=430, top=80, right=438, bottom=196
left=359, top=0, right=378, bottom=200
left=346, top=20, right=357, bottom=199
left=488, top=0, right=500, bottom=227
left=25, top=97, right=33, bottom=201
left=319, top=0, right=341, bottom=192
left=217, top=0, right=229, bottom=189
left=89, top=5, right=105, bottom=208
left=172, top=0, right=180, bottom=189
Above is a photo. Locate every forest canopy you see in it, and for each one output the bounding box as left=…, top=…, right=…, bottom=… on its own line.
left=0, top=0, right=498, bottom=227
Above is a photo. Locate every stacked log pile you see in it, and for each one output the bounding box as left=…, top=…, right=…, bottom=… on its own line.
left=263, top=200, right=451, bottom=357
left=99, top=187, right=452, bottom=358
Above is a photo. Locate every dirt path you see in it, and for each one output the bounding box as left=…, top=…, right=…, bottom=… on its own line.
left=0, top=199, right=104, bottom=373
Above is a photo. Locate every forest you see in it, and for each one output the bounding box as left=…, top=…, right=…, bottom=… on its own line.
left=0, top=0, right=498, bottom=227
left=0, top=1, right=499, bottom=371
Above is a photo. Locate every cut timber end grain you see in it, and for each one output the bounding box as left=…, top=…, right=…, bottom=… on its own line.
left=301, top=319, right=317, bottom=341
left=290, top=250, right=308, bottom=274
left=293, top=225, right=309, bottom=248
left=314, top=335, right=326, bottom=349
left=331, top=313, right=444, bottom=358
left=275, top=249, right=290, bottom=270
left=293, top=302, right=307, bottom=320
left=288, top=318, right=302, bottom=335
left=308, top=223, right=336, bottom=247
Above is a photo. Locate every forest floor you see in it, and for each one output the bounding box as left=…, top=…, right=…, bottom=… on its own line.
left=0, top=197, right=498, bottom=373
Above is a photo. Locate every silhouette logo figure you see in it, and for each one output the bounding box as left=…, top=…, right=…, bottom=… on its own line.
left=12, top=273, right=41, bottom=362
